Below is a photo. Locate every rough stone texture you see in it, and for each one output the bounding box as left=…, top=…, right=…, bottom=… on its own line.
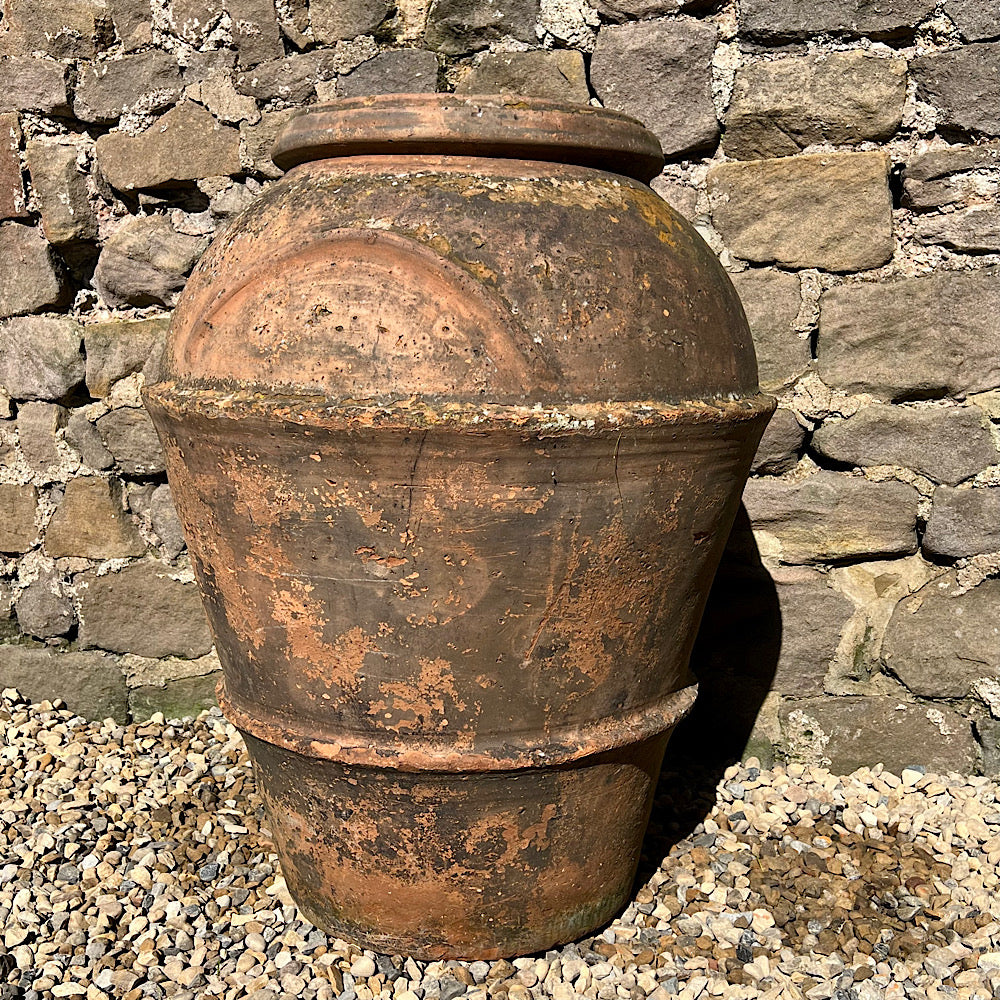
left=923, top=488, right=1000, bottom=558
left=742, top=471, right=919, bottom=564
left=424, top=0, right=540, bottom=54
left=649, top=177, right=697, bottom=220
left=94, top=216, right=208, bottom=309
left=818, top=271, right=1000, bottom=401
left=310, top=0, right=390, bottom=42
left=592, top=0, right=701, bottom=21
left=903, top=142, right=1000, bottom=209
left=945, top=0, right=1000, bottom=41
left=64, top=410, right=113, bottom=470
left=167, top=0, right=224, bottom=45
left=14, top=568, right=75, bottom=639
left=84, top=316, right=170, bottom=397
left=591, top=18, right=718, bottom=158
left=95, top=407, right=167, bottom=476
left=0, top=57, right=69, bottom=115
left=0, top=113, right=28, bottom=220
left=240, top=109, right=297, bottom=177
left=811, top=404, right=998, bottom=486
left=724, top=52, right=907, bottom=160
left=73, top=51, right=182, bottom=123
left=234, top=50, right=337, bottom=103
left=0, top=485, right=38, bottom=553
left=0, top=646, right=127, bottom=722
left=883, top=574, right=1000, bottom=698
left=16, top=402, right=65, bottom=472
left=728, top=269, right=807, bottom=393
left=740, top=0, right=936, bottom=43
left=912, top=43, right=1000, bottom=138
left=0, top=316, right=84, bottom=402
left=781, top=697, right=979, bottom=775
left=229, top=0, right=284, bottom=67
left=0, top=223, right=68, bottom=320
left=25, top=141, right=98, bottom=245
left=914, top=206, right=1000, bottom=253
left=0, top=0, right=113, bottom=60
left=78, top=562, right=213, bottom=659
left=95, top=102, right=240, bottom=191
left=107, top=0, right=154, bottom=49
left=129, top=669, right=220, bottom=719
left=44, top=476, right=146, bottom=559
left=149, top=484, right=186, bottom=559
left=185, top=73, right=260, bottom=124
left=456, top=50, right=588, bottom=103
left=339, top=49, right=439, bottom=97
left=751, top=408, right=807, bottom=476
left=708, top=151, right=893, bottom=272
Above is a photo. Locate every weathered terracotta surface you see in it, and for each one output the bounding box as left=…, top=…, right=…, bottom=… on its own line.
left=144, top=94, right=773, bottom=959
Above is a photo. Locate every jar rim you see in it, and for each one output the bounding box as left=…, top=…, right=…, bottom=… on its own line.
left=270, top=93, right=665, bottom=182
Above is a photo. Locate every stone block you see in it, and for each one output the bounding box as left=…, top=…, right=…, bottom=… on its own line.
left=914, top=206, right=1000, bottom=253
left=649, top=178, right=697, bottom=220
left=78, top=561, right=213, bottom=659
left=457, top=50, right=588, bottom=103
left=240, top=109, right=298, bottom=177
left=591, top=18, right=718, bottom=159
left=64, top=410, right=113, bottom=470
left=781, top=696, right=978, bottom=775
left=424, top=0, right=540, bottom=54
left=883, top=573, right=1000, bottom=698
left=16, top=401, right=65, bottom=472
left=0, top=57, right=69, bottom=115
left=708, top=151, right=892, bottom=272
left=0, top=646, right=127, bottom=722
left=811, top=403, right=997, bottom=486
left=739, top=0, right=936, bottom=43
left=311, top=0, right=391, bottom=41
left=84, top=315, right=170, bottom=397
left=923, top=487, right=1000, bottom=558
left=125, top=651, right=220, bottom=719
left=903, top=142, right=1000, bottom=209
left=339, top=49, right=439, bottom=97
left=15, top=568, right=75, bottom=639
left=73, top=51, right=182, bottom=124
left=592, top=0, right=704, bottom=20
left=818, top=271, right=1000, bottom=401
left=1, top=0, right=113, bottom=59
left=729, top=269, right=807, bottom=393
left=742, top=471, right=919, bottom=564
left=230, top=0, right=284, bottom=67
left=235, top=50, right=338, bottom=103
left=0, top=114, right=27, bottom=221
left=95, top=102, right=240, bottom=192
left=945, top=0, right=1000, bottom=41
left=25, top=141, right=98, bottom=245
left=45, top=476, right=145, bottom=559
left=107, top=0, right=154, bottom=49
left=751, top=407, right=806, bottom=475
left=95, top=407, right=167, bottom=476
left=0, top=223, right=69, bottom=320
left=186, top=74, right=260, bottom=125
left=149, top=484, right=186, bottom=558
left=0, top=484, right=38, bottom=553
left=94, top=215, right=208, bottom=309
left=912, top=43, right=1000, bottom=138
left=724, top=51, right=906, bottom=160
left=0, top=316, right=84, bottom=402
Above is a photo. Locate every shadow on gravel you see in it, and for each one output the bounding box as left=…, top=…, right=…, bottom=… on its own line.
left=635, top=505, right=781, bottom=888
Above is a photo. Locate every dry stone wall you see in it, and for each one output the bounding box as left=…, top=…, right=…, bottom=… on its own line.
left=0, top=0, right=998, bottom=773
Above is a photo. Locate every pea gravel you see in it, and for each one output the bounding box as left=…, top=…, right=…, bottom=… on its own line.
left=3, top=689, right=1000, bottom=1000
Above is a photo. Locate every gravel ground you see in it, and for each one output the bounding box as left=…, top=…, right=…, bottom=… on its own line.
left=2, top=690, right=1000, bottom=1000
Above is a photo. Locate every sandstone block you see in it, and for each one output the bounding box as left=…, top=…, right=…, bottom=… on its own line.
left=729, top=269, right=807, bottom=393
left=811, top=404, right=997, bottom=486
left=649, top=178, right=697, bottom=220
left=0, top=57, right=69, bottom=115
left=781, top=696, right=978, bottom=775
left=883, top=574, right=1000, bottom=698
left=95, top=102, right=240, bottom=191
left=742, top=471, right=919, bottom=564
left=0, top=315, right=84, bottom=402
left=818, top=271, right=1000, bottom=401
left=0, top=646, right=127, bottom=722
left=424, top=0, right=540, bottom=54
left=945, top=0, right=1000, bottom=41
left=107, top=0, right=154, bottom=49
left=94, top=215, right=208, bottom=309
left=240, top=109, right=298, bottom=178
left=591, top=18, right=718, bottom=158
left=78, top=561, right=213, bottom=659
left=724, top=51, right=906, bottom=160
left=64, top=410, right=113, bottom=470
left=0, top=114, right=27, bottom=221
left=95, top=407, right=167, bottom=476
left=0, top=484, right=37, bottom=553
left=16, top=402, right=65, bottom=472
left=1, top=0, right=113, bottom=59
left=84, top=315, right=170, bottom=397
left=45, top=476, right=145, bottom=559
left=923, top=487, right=1000, bottom=558
left=751, top=407, right=806, bottom=475
left=15, top=568, right=75, bottom=639
left=740, top=0, right=935, bottom=43
left=912, top=43, right=1000, bottom=138
left=914, top=206, right=1000, bottom=253
left=708, top=151, right=892, bottom=272
left=311, top=0, right=390, bottom=41
left=339, top=49, right=439, bottom=97
left=903, top=142, right=1000, bottom=209
left=0, top=223, right=69, bottom=320
left=457, top=50, right=588, bottom=103
left=25, top=141, right=97, bottom=245
left=74, top=51, right=182, bottom=123
left=129, top=670, right=220, bottom=720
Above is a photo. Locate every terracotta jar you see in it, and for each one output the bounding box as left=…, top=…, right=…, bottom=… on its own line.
left=144, top=94, right=773, bottom=960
